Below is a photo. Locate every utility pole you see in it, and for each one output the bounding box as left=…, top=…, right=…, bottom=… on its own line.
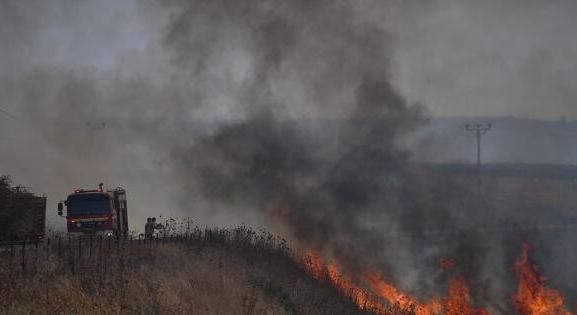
left=465, top=123, right=492, bottom=199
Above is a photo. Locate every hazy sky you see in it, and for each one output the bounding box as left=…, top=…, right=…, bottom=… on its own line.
left=2, top=0, right=577, bottom=229
left=3, top=0, right=577, bottom=120
left=383, top=0, right=577, bottom=120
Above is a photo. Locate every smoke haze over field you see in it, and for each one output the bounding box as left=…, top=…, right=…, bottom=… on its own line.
left=2, top=1, right=577, bottom=311
left=386, top=1, right=577, bottom=120
left=3, top=1, right=577, bottom=118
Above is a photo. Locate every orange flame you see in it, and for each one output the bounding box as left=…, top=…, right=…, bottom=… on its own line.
left=302, top=250, right=488, bottom=315
left=302, top=251, right=389, bottom=312
left=302, top=243, right=572, bottom=315
left=443, top=276, right=489, bottom=315
left=365, top=271, right=442, bottom=315
left=513, top=243, right=572, bottom=315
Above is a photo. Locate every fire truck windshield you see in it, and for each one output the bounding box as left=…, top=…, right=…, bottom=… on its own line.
left=67, top=193, right=110, bottom=216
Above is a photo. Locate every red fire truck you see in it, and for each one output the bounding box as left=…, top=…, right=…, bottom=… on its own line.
left=58, top=183, right=128, bottom=236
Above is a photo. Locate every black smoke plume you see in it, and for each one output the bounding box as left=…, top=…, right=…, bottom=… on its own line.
left=160, top=0, right=475, bottom=296
left=3, top=1, right=575, bottom=311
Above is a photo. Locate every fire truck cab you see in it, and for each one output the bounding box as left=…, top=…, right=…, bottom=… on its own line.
left=58, top=184, right=128, bottom=236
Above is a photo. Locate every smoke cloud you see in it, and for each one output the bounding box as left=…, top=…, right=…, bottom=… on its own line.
left=1, top=0, right=576, bottom=312
left=156, top=0, right=495, bottom=301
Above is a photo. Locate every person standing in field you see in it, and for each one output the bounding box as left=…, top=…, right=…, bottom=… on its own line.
left=144, top=217, right=153, bottom=239
left=151, top=217, right=163, bottom=235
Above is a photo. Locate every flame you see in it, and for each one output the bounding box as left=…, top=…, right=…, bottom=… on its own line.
left=513, top=243, right=571, bottom=315
left=439, top=257, right=489, bottom=315
left=302, top=250, right=487, bottom=315
left=303, top=251, right=375, bottom=310
left=302, top=244, right=572, bottom=315
left=302, top=251, right=387, bottom=312
left=365, top=271, right=442, bottom=315
left=443, top=276, right=489, bottom=315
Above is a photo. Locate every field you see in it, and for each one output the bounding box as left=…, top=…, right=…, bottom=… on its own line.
left=3, top=164, right=576, bottom=314
left=416, top=163, right=577, bottom=229
left=0, top=227, right=374, bottom=315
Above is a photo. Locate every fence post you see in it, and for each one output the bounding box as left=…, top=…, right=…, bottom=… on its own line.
left=34, top=239, right=39, bottom=274
left=98, top=235, right=103, bottom=273
left=78, top=237, right=82, bottom=262
left=98, top=235, right=102, bottom=259
left=69, top=236, right=75, bottom=275
left=21, top=241, right=26, bottom=275
left=116, top=235, right=120, bottom=256
left=89, top=235, right=93, bottom=259
left=10, top=243, right=14, bottom=269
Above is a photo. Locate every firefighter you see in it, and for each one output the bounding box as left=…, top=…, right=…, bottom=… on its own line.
left=152, top=217, right=163, bottom=234
left=144, top=217, right=153, bottom=239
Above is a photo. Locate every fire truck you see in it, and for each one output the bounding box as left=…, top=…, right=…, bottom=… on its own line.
left=58, top=183, right=128, bottom=236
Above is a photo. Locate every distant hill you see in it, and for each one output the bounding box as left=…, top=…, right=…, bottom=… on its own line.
left=264, top=116, right=577, bottom=165
left=426, top=162, right=577, bottom=180
left=409, top=116, right=577, bottom=165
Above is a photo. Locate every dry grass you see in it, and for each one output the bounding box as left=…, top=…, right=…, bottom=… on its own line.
left=412, top=165, right=577, bottom=229
left=0, top=227, right=371, bottom=315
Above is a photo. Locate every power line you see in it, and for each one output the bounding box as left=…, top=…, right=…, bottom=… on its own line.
left=0, top=105, right=107, bottom=131
left=465, top=123, right=492, bottom=199
left=0, top=106, right=19, bottom=121
left=0, top=107, right=21, bottom=144
left=465, top=123, right=492, bottom=170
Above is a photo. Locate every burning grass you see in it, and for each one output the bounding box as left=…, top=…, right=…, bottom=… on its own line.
left=514, top=244, right=572, bottom=315
left=300, top=244, right=573, bottom=315
left=0, top=226, right=572, bottom=315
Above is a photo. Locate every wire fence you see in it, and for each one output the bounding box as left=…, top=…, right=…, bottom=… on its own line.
left=0, top=225, right=374, bottom=315
left=0, top=226, right=290, bottom=280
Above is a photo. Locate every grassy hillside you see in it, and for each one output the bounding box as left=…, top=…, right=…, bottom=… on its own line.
left=0, top=227, right=371, bottom=315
